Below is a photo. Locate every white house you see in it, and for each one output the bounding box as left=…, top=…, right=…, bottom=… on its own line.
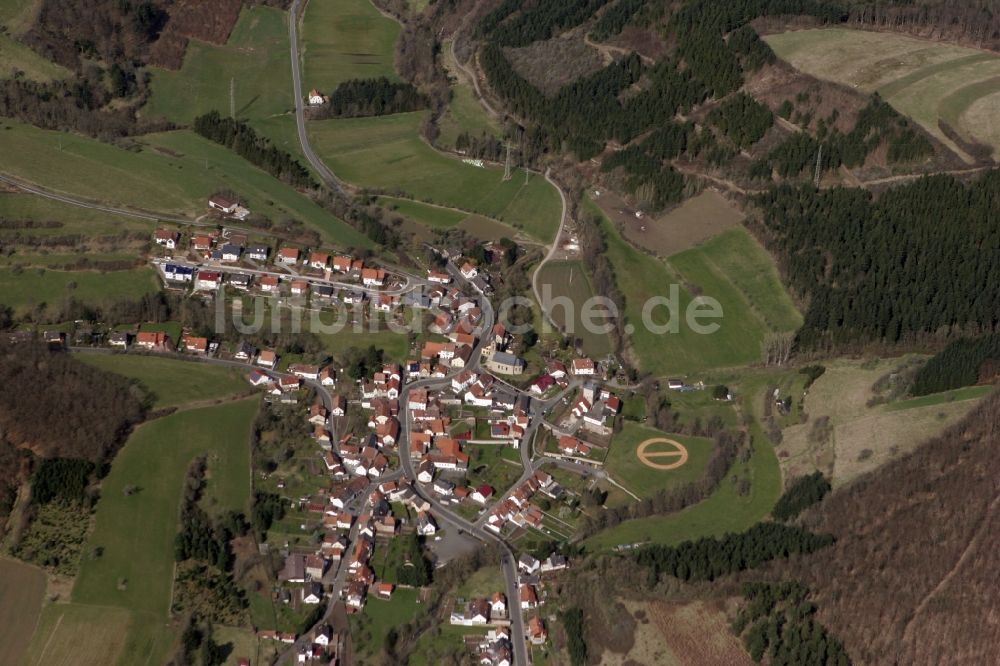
left=208, top=194, right=238, bottom=214
left=154, top=229, right=179, bottom=249
left=308, top=88, right=325, bottom=105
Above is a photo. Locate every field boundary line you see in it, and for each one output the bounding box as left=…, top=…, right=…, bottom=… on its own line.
left=34, top=611, right=64, bottom=666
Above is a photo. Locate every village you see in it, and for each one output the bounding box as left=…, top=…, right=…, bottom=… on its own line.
left=27, top=202, right=642, bottom=664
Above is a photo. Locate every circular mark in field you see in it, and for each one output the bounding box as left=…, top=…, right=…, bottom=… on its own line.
left=637, top=438, right=689, bottom=470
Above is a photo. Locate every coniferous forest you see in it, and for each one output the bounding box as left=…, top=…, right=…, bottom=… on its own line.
left=752, top=172, right=1000, bottom=348
left=193, top=111, right=317, bottom=189
left=326, top=77, right=427, bottom=118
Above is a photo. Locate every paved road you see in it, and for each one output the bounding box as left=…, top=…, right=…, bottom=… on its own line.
left=288, top=0, right=347, bottom=197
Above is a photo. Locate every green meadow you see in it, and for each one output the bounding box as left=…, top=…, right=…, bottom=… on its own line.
left=588, top=199, right=800, bottom=375
left=76, top=354, right=250, bottom=409
left=146, top=6, right=292, bottom=124
left=0, top=121, right=370, bottom=247
left=0, top=0, right=68, bottom=82
left=0, top=266, right=158, bottom=314
left=300, top=0, right=401, bottom=92
left=309, top=112, right=561, bottom=242
left=73, top=399, right=257, bottom=610
left=603, top=424, right=714, bottom=500
left=45, top=399, right=257, bottom=664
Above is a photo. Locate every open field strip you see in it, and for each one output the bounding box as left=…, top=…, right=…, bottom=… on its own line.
left=0, top=192, right=153, bottom=235
left=438, top=39, right=502, bottom=149
left=668, top=227, right=803, bottom=334
left=146, top=6, right=292, bottom=125
left=75, top=354, right=250, bottom=409
left=309, top=112, right=562, bottom=242
left=0, top=120, right=370, bottom=247
left=34, top=399, right=259, bottom=664
left=765, top=28, right=1000, bottom=160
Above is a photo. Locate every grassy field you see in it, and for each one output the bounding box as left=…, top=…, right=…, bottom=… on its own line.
left=586, top=371, right=782, bottom=551
left=351, top=588, right=421, bottom=661
left=604, top=424, right=714, bottom=499
left=26, top=401, right=257, bottom=664
left=0, top=557, right=46, bottom=665
left=0, top=121, right=370, bottom=247
left=0, top=192, right=152, bottom=236
left=308, top=112, right=562, bottom=242
left=0, top=0, right=68, bottom=82
left=668, top=227, right=803, bottom=334
left=24, top=602, right=173, bottom=666
left=57, top=399, right=256, bottom=662
left=75, top=354, right=249, bottom=409
left=146, top=6, right=292, bottom=124
left=300, top=0, right=400, bottom=92
left=438, top=39, right=501, bottom=149
left=586, top=414, right=780, bottom=551
left=378, top=196, right=467, bottom=227
left=777, top=359, right=988, bottom=486
left=465, top=444, right=523, bottom=496
left=535, top=260, right=613, bottom=357
left=765, top=28, right=1000, bottom=161
left=0, top=266, right=159, bottom=314
left=588, top=199, right=800, bottom=375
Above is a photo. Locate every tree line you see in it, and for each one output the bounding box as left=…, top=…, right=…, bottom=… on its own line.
left=751, top=171, right=1000, bottom=348
left=911, top=333, right=1000, bottom=396
left=772, top=471, right=831, bottom=521
left=193, top=111, right=316, bottom=189
left=322, top=77, right=427, bottom=118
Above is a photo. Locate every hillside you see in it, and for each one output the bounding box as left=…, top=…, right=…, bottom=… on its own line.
left=787, top=389, right=1000, bottom=664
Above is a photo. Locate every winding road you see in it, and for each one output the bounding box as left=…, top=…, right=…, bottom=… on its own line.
left=288, top=0, right=348, bottom=197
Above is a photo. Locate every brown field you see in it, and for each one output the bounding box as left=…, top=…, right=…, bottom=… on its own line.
left=25, top=603, right=132, bottom=666
left=601, top=189, right=746, bottom=257
left=148, top=0, right=243, bottom=69
left=599, top=599, right=751, bottom=666
left=0, top=558, right=46, bottom=666
left=650, top=600, right=753, bottom=666
left=457, top=214, right=521, bottom=241
left=597, top=599, right=675, bottom=666
left=504, top=28, right=605, bottom=96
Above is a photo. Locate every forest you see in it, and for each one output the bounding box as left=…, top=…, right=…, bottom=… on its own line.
left=751, top=172, right=1000, bottom=347
left=0, top=340, right=146, bottom=465
left=782, top=392, right=1000, bottom=663
left=324, top=77, right=427, bottom=118
left=766, top=95, right=932, bottom=177
left=633, top=522, right=833, bottom=582
left=910, top=333, right=1000, bottom=396
left=193, top=111, right=317, bottom=189
left=733, top=582, right=851, bottom=665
